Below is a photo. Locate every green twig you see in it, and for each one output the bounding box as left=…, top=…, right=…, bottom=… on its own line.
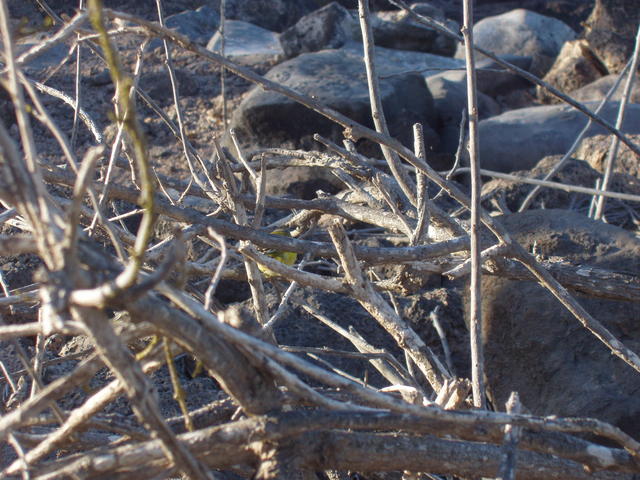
left=88, top=0, right=156, bottom=292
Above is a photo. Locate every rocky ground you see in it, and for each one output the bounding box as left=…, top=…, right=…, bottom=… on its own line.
left=2, top=0, right=640, bottom=479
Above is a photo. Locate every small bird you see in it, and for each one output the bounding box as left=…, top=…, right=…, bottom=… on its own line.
left=257, top=229, right=298, bottom=278
left=15, top=15, right=53, bottom=39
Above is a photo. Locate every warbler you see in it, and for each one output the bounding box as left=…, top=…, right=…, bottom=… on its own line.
left=257, top=229, right=298, bottom=278
left=15, top=15, right=53, bottom=38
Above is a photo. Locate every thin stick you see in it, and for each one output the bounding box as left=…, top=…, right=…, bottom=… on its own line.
left=498, top=392, right=523, bottom=480
left=328, top=221, right=448, bottom=392
left=213, top=138, right=270, bottom=326
left=461, top=0, right=486, bottom=409
left=204, top=228, right=227, bottom=312
left=89, top=0, right=155, bottom=293
left=430, top=307, right=455, bottom=377
left=456, top=167, right=640, bottom=203
left=252, top=155, right=268, bottom=227
left=70, top=0, right=85, bottom=149
left=219, top=0, right=227, bottom=127
left=26, top=77, right=102, bottom=144
left=593, top=23, right=640, bottom=220
left=63, top=146, right=104, bottom=269
left=357, top=0, right=417, bottom=207
left=163, top=338, right=194, bottom=432
left=230, top=128, right=259, bottom=181
left=411, top=123, right=429, bottom=245
left=297, top=301, right=415, bottom=388
left=95, top=35, right=147, bottom=217
left=434, top=109, right=467, bottom=201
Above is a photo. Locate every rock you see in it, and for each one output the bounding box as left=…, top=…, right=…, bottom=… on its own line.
left=424, top=54, right=533, bottom=143
left=371, top=3, right=458, bottom=56
left=427, top=72, right=501, bottom=153
left=150, top=5, right=219, bottom=50
left=228, top=45, right=452, bottom=156
left=536, top=39, right=607, bottom=104
left=424, top=54, right=534, bottom=116
left=279, top=2, right=355, bottom=59
left=477, top=102, right=640, bottom=173
left=570, top=73, right=640, bottom=104
left=280, top=2, right=457, bottom=60
left=480, top=155, right=640, bottom=228
left=455, top=9, right=576, bottom=77
left=575, top=134, right=640, bottom=178
left=141, top=68, right=199, bottom=98
left=584, top=0, right=640, bottom=74
left=456, top=0, right=594, bottom=32
left=474, top=55, right=533, bottom=98
left=207, top=20, right=284, bottom=65
left=494, top=88, right=537, bottom=111
left=224, top=0, right=319, bottom=32
left=317, top=0, right=398, bottom=9
left=346, top=42, right=464, bottom=77
left=477, top=209, right=640, bottom=436
left=264, top=166, right=342, bottom=200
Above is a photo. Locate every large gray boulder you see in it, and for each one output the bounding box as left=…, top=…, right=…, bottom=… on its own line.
left=279, top=2, right=458, bottom=60
left=225, top=0, right=319, bottom=32
left=473, top=55, right=533, bottom=98
left=228, top=45, right=458, bottom=155
left=425, top=54, right=532, bottom=154
left=150, top=5, right=219, bottom=49
left=570, top=73, right=640, bottom=104
left=371, top=3, right=458, bottom=56
left=320, top=0, right=398, bottom=9
left=477, top=209, right=640, bottom=437
left=427, top=73, right=501, bottom=154
left=477, top=102, right=640, bottom=172
left=207, top=20, right=283, bottom=65
left=440, top=0, right=593, bottom=33
left=455, top=9, right=576, bottom=76
left=279, top=2, right=355, bottom=59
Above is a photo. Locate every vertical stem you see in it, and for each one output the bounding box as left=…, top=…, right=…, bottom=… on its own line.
left=89, top=0, right=155, bottom=290
left=220, top=0, right=227, bottom=127
left=411, top=123, right=430, bottom=245
left=357, top=0, right=417, bottom=207
left=70, top=0, right=85, bottom=149
left=461, top=0, right=486, bottom=409
left=594, top=23, right=640, bottom=220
